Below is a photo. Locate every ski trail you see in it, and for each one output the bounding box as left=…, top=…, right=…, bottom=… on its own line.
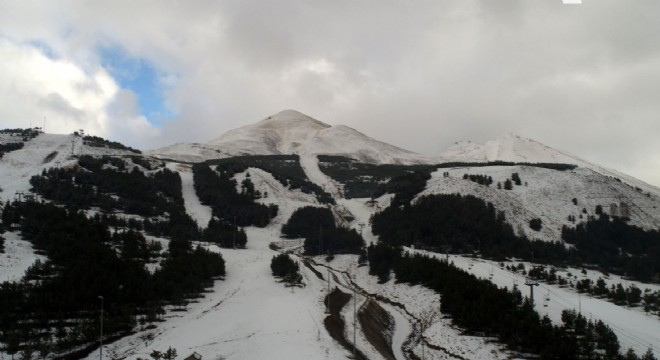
left=167, top=163, right=212, bottom=228
left=299, top=154, right=343, bottom=199
left=298, top=154, right=355, bottom=226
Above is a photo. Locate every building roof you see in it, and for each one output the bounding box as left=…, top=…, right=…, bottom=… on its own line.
left=184, top=352, right=202, bottom=360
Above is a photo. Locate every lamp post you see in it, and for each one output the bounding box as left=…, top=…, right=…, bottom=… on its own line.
left=353, top=264, right=357, bottom=359
left=98, top=296, right=104, bottom=360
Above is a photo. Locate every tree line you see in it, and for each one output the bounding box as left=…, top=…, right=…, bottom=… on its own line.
left=367, top=243, right=655, bottom=359
left=317, top=155, right=435, bottom=199
left=561, top=215, right=660, bottom=282
left=281, top=206, right=364, bottom=256
left=372, top=192, right=660, bottom=283
left=82, top=135, right=142, bottom=154
left=207, top=155, right=334, bottom=204
left=29, top=155, right=202, bottom=241
left=192, top=162, right=278, bottom=228
left=0, top=200, right=225, bottom=358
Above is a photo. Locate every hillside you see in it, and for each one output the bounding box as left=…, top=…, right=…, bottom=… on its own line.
left=148, top=110, right=432, bottom=165
left=1, top=121, right=660, bottom=360
left=438, top=133, right=660, bottom=198
left=421, top=165, right=660, bottom=241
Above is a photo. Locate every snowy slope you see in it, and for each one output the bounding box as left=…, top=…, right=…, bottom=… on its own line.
left=0, top=132, right=147, bottom=288
left=84, top=227, right=353, bottom=360
left=3, top=124, right=660, bottom=360
left=0, top=132, right=142, bottom=203
left=438, top=133, right=660, bottom=197
left=82, top=163, right=375, bottom=360
left=166, top=162, right=213, bottom=228
left=420, top=166, right=660, bottom=239
left=149, top=110, right=432, bottom=165
left=0, top=232, right=46, bottom=283
left=408, top=250, right=660, bottom=358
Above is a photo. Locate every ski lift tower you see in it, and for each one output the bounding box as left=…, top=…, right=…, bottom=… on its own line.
left=525, top=277, right=539, bottom=305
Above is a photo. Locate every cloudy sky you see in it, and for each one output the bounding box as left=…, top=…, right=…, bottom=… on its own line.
left=1, top=0, right=659, bottom=187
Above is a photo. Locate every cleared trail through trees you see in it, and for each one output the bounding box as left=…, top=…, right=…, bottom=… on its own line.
left=298, top=154, right=355, bottom=227
left=168, top=163, right=212, bottom=228
left=299, top=154, right=343, bottom=199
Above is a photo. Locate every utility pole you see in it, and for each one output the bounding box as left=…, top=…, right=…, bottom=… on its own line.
left=98, top=296, right=104, bottom=360
left=422, top=326, right=425, bottom=360
left=319, top=225, right=323, bottom=256
left=353, top=267, right=357, bottom=359
left=326, top=267, right=331, bottom=314
left=578, top=293, right=582, bottom=314
left=233, top=215, right=236, bottom=249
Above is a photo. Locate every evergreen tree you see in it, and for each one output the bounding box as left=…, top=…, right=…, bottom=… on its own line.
left=529, top=218, right=543, bottom=231
left=504, top=179, right=513, bottom=190
left=511, top=172, right=522, bottom=186
left=270, top=254, right=302, bottom=286
left=163, top=347, right=177, bottom=360
left=642, top=348, right=658, bottom=360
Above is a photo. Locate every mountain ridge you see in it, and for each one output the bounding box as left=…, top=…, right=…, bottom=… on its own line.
left=149, top=109, right=659, bottom=195
left=2, top=124, right=660, bottom=359
left=147, top=109, right=432, bottom=165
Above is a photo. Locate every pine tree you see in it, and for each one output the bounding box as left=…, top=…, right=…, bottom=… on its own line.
left=511, top=172, right=522, bottom=186
left=641, top=348, right=658, bottom=360
left=163, top=347, right=177, bottom=360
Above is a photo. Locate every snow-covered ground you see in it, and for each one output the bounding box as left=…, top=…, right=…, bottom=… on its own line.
left=421, top=165, right=660, bottom=241
left=408, top=249, right=660, bottom=357
left=3, top=126, right=660, bottom=359
left=0, top=132, right=141, bottom=203
left=299, top=154, right=343, bottom=199
left=149, top=110, right=432, bottom=165
left=167, top=163, right=213, bottom=228
left=438, top=133, right=660, bottom=198
left=88, top=227, right=353, bottom=360
left=0, top=133, right=77, bottom=202
left=0, top=231, right=45, bottom=283
left=0, top=133, right=137, bottom=284
left=314, top=255, right=516, bottom=360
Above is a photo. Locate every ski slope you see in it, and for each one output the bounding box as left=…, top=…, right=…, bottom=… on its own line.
left=407, top=249, right=660, bottom=358
left=420, top=165, right=660, bottom=240
left=167, top=162, right=213, bottom=228
left=2, top=122, right=660, bottom=359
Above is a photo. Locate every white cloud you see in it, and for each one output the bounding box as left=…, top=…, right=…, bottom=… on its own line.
left=0, top=38, right=159, bottom=147
left=0, top=0, right=658, bottom=187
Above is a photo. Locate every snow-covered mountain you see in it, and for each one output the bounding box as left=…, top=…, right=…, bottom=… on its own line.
left=2, top=118, right=660, bottom=360
left=148, top=110, right=432, bottom=164
left=438, top=132, right=660, bottom=197
left=438, top=132, right=582, bottom=164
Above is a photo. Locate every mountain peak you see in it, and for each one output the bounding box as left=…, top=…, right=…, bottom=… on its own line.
left=149, top=110, right=429, bottom=164
left=257, top=109, right=331, bottom=130
left=440, top=132, right=571, bottom=164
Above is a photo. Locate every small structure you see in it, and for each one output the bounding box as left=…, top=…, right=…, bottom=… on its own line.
left=184, top=352, right=202, bottom=360
left=619, top=202, right=630, bottom=218
left=610, top=203, right=619, bottom=217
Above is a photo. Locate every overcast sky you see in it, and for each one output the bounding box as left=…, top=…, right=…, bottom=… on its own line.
left=1, top=0, right=659, bottom=187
